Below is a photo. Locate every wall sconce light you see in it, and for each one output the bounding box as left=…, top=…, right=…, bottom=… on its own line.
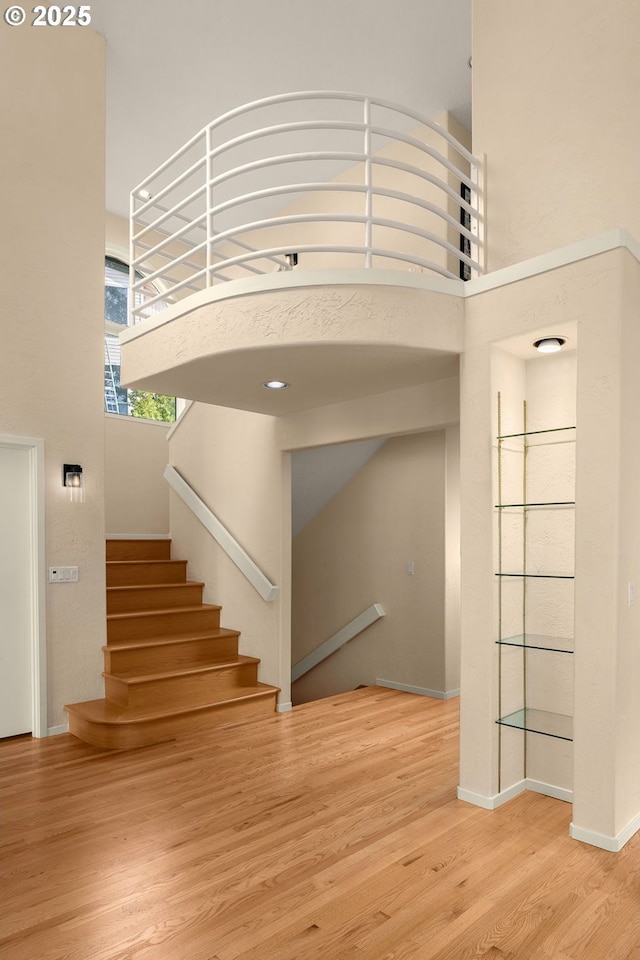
left=533, top=337, right=566, bottom=353
left=63, top=464, right=83, bottom=502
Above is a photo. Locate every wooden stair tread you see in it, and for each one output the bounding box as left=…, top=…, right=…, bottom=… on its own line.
left=68, top=538, right=279, bottom=749
left=107, top=603, right=221, bottom=621
left=104, top=655, right=260, bottom=683
left=65, top=684, right=279, bottom=724
left=102, top=627, right=240, bottom=653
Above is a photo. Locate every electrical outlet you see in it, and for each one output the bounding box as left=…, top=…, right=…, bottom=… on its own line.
left=49, top=566, right=78, bottom=583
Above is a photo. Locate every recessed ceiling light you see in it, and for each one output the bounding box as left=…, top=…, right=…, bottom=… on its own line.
left=262, top=380, right=289, bottom=390
left=533, top=337, right=566, bottom=354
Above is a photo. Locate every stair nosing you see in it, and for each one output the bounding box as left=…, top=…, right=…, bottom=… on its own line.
left=107, top=604, right=222, bottom=621
left=107, top=582, right=205, bottom=593
left=103, top=655, right=260, bottom=684
left=102, top=628, right=241, bottom=653
left=107, top=560, right=185, bottom=566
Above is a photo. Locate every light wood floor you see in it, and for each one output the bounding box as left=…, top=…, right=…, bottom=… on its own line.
left=1, top=687, right=638, bottom=960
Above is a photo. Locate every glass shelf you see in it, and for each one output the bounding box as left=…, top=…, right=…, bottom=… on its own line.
left=495, top=501, right=575, bottom=509
left=495, top=572, right=575, bottom=579
left=496, top=708, right=573, bottom=742
left=497, top=426, right=576, bottom=440
left=496, top=633, right=574, bottom=654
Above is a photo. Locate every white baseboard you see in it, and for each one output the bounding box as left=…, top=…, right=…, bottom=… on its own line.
left=458, top=778, right=572, bottom=811
left=47, top=723, right=69, bottom=736
left=277, top=701, right=293, bottom=713
left=376, top=679, right=459, bottom=699
left=526, top=779, right=573, bottom=804
left=457, top=780, right=527, bottom=810
left=106, top=533, right=171, bottom=540
left=570, top=812, right=640, bottom=852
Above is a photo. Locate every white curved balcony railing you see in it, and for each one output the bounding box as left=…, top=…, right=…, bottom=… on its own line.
left=129, top=91, right=483, bottom=322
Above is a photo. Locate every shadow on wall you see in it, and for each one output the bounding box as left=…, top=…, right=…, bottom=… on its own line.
left=291, top=431, right=449, bottom=705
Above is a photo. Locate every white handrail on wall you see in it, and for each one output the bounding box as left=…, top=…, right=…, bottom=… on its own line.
left=129, top=91, right=482, bottom=322
left=163, top=464, right=278, bottom=602
left=291, top=603, right=385, bottom=682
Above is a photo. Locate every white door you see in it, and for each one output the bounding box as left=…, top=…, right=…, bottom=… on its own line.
left=0, top=444, right=32, bottom=737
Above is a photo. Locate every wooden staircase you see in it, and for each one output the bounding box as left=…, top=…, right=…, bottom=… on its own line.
left=65, top=539, right=279, bottom=749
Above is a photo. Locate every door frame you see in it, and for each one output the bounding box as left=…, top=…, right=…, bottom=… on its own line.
left=0, top=435, right=47, bottom=737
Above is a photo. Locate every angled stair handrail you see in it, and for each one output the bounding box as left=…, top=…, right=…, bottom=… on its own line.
left=164, top=464, right=278, bottom=602
left=292, top=603, right=385, bottom=682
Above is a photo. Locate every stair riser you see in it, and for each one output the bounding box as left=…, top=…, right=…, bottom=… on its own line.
left=106, top=540, right=171, bottom=562
left=106, top=561, right=188, bottom=587
left=105, top=663, right=260, bottom=709
left=104, top=636, right=239, bottom=674
left=107, top=583, right=204, bottom=615
left=66, top=693, right=278, bottom=749
left=107, top=608, right=221, bottom=645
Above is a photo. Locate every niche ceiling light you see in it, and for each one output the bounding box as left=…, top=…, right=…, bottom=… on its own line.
left=262, top=380, right=289, bottom=390
left=533, top=337, right=566, bottom=354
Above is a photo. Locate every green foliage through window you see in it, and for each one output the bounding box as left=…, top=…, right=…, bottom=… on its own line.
left=128, top=391, right=177, bottom=422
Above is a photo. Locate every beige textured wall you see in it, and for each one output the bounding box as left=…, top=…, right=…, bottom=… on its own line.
left=573, top=249, right=640, bottom=838
left=277, top=376, right=460, bottom=451
left=103, top=214, right=171, bottom=537
left=292, top=432, right=448, bottom=704
left=473, top=0, right=640, bottom=270
left=614, top=253, right=640, bottom=835
left=460, top=247, right=639, bottom=844
left=167, top=402, right=291, bottom=703
left=104, top=416, right=170, bottom=534
left=0, top=27, right=106, bottom=728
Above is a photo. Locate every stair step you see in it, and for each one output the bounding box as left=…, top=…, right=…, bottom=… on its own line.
left=107, top=604, right=222, bottom=645
left=104, top=656, right=261, bottom=709
left=67, top=539, right=279, bottom=750
left=65, top=684, right=280, bottom=749
left=106, top=539, right=171, bottom=562
left=103, top=629, right=241, bottom=674
left=106, top=582, right=205, bottom=614
left=106, top=560, right=188, bottom=587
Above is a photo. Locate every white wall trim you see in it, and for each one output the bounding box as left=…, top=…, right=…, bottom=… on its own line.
left=457, top=780, right=527, bottom=810
left=165, top=400, right=194, bottom=441
left=291, top=603, right=385, bottom=682
left=376, top=679, right=460, bottom=699
left=277, top=701, right=293, bottom=713
left=458, top=779, right=573, bottom=811
left=47, top=722, right=69, bottom=736
left=525, top=779, right=573, bottom=804
left=464, top=228, right=640, bottom=297
left=121, top=230, right=640, bottom=347
left=164, top=464, right=278, bottom=602
left=106, top=533, right=171, bottom=540
left=570, top=812, right=640, bottom=852
left=0, top=434, right=47, bottom=739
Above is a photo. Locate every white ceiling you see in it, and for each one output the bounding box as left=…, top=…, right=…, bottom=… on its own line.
left=89, top=0, right=472, bottom=219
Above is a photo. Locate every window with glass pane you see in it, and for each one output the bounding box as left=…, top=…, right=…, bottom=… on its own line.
left=104, top=257, right=176, bottom=421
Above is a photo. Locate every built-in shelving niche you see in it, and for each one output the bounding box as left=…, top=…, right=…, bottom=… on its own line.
left=495, top=393, right=576, bottom=795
